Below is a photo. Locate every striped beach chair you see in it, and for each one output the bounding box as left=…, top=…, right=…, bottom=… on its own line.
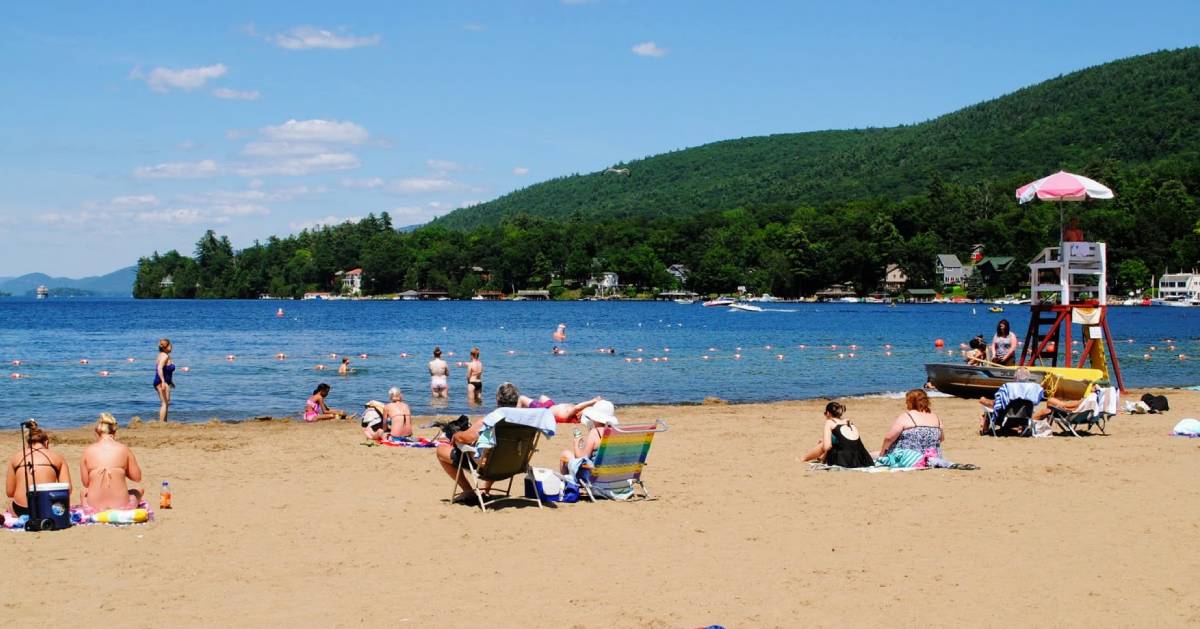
left=579, top=420, right=668, bottom=501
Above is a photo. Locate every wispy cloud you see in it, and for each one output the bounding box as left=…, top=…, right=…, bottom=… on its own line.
left=512, top=166, right=530, bottom=176
left=242, top=141, right=330, bottom=157
left=426, top=159, right=462, bottom=175
left=289, top=215, right=362, bottom=231
left=213, top=87, right=261, bottom=101
left=261, top=119, right=369, bottom=144
left=388, top=177, right=460, bottom=194
left=131, top=64, right=228, bottom=92
left=109, top=194, right=160, bottom=208
left=631, top=41, right=668, bottom=58
left=134, top=208, right=218, bottom=225
left=234, top=153, right=360, bottom=177
left=268, top=26, right=381, bottom=50
left=340, top=177, right=385, bottom=189
left=133, top=159, right=221, bottom=179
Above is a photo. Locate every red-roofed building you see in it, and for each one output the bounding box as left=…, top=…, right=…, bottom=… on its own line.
left=338, top=268, right=364, bottom=296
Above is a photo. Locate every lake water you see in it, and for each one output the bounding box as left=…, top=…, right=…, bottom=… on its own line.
left=1, top=299, right=1197, bottom=428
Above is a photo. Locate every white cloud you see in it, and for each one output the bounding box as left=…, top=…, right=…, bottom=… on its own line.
left=340, top=177, right=385, bottom=189
left=512, top=166, right=530, bottom=176
left=388, top=177, right=459, bottom=194
left=134, top=159, right=221, bottom=179
left=234, top=153, right=360, bottom=177
left=426, top=159, right=462, bottom=174
left=135, top=209, right=220, bottom=225
left=132, top=64, right=228, bottom=92
left=213, top=203, right=270, bottom=217
left=632, top=42, right=668, bottom=58
left=178, top=186, right=324, bottom=204
left=242, top=141, right=329, bottom=157
left=213, top=87, right=262, bottom=101
left=289, top=215, right=362, bottom=231
left=261, top=119, right=369, bottom=144
left=109, top=194, right=160, bottom=208
left=268, top=26, right=381, bottom=50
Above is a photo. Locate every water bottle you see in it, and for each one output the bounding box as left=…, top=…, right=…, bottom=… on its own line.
left=159, top=481, right=172, bottom=509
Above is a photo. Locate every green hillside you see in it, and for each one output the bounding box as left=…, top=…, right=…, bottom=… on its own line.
left=435, top=47, right=1200, bottom=229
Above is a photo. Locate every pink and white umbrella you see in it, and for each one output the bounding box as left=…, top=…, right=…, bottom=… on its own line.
left=1016, top=170, right=1113, bottom=204
left=1015, top=170, right=1114, bottom=241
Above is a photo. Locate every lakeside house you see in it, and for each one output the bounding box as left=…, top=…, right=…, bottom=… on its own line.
left=973, top=256, right=1016, bottom=286
left=666, top=264, right=690, bottom=287
left=1158, top=272, right=1200, bottom=302
left=303, top=291, right=333, bottom=300
left=815, top=283, right=858, bottom=301
left=159, top=275, right=174, bottom=289
left=656, top=290, right=699, bottom=301
left=473, top=290, right=504, bottom=300
left=936, top=254, right=966, bottom=285
left=514, top=289, right=550, bottom=300
left=588, top=272, right=620, bottom=297
left=397, top=290, right=421, bottom=301
left=883, top=264, right=907, bottom=293
left=337, top=268, right=363, bottom=296
left=905, top=288, right=938, bottom=303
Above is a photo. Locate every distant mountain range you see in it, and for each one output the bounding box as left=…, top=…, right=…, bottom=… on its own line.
left=0, top=266, right=137, bottom=297
left=434, top=47, right=1200, bottom=229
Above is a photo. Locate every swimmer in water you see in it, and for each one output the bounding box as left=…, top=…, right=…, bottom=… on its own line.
left=466, top=347, right=483, bottom=405
left=154, top=338, right=175, bottom=422
left=429, top=347, right=449, bottom=399
left=553, top=323, right=567, bottom=342
left=518, top=395, right=603, bottom=422
left=338, top=357, right=351, bottom=375
left=552, top=346, right=566, bottom=356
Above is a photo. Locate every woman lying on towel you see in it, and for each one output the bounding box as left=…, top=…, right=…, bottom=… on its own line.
left=518, top=394, right=603, bottom=423
left=801, top=402, right=874, bottom=468
left=80, top=413, right=144, bottom=511
left=876, top=390, right=976, bottom=469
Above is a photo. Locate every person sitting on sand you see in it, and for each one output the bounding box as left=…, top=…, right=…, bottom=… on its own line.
left=518, top=394, right=603, bottom=423
left=801, top=402, right=874, bottom=468
left=878, top=389, right=944, bottom=463
left=305, top=383, right=345, bottom=422
left=5, top=421, right=71, bottom=517
left=559, top=400, right=619, bottom=476
left=978, top=367, right=1045, bottom=433
left=385, top=387, right=413, bottom=440
left=80, top=413, right=143, bottom=511
left=429, top=347, right=449, bottom=398
left=435, top=382, right=522, bottom=498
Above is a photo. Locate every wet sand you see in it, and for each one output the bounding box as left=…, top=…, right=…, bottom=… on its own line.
left=2, top=389, right=1198, bottom=627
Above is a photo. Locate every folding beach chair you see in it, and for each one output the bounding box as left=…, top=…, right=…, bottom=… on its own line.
left=452, top=420, right=543, bottom=512
left=1051, top=386, right=1118, bottom=437
left=984, top=381, right=1044, bottom=437
left=579, top=420, right=668, bottom=502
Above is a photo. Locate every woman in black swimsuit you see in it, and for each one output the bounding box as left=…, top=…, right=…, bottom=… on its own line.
left=154, top=338, right=175, bottom=422
left=801, top=402, right=875, bottom=468
left=5, top=421, right=72, bottom=515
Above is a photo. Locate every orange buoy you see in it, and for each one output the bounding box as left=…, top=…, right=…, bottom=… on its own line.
left=934, top=339, right=944, bottom=348
left=276, top=308, right=284, bottom=317
left=79, top=359, right=89, bottom=365
left=99, top=370, right=110, bottom=377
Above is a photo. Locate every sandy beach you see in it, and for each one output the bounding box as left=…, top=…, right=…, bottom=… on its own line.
left=2, top=389, right=1198, bottom=628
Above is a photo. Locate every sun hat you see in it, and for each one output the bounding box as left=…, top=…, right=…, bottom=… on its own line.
left=580, top=400, right=619, bottom=427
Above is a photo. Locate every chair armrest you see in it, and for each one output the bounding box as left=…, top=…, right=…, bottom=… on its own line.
left=612, top=419, right=669, bottom=433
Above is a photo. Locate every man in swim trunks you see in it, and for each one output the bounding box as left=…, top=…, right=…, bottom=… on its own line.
left=6, top=421, right=71, bottom=516
left=429, top=347, right=449, bottom=398
left=466, top=347, right=484, bottom=405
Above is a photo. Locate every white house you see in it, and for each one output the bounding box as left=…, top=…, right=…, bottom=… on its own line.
left=1158, top=272, right=1200, bottom=303
left=339, top=268, right=363, bottom=296
left=936, top=254, right=966, bottom=286
left=666, top=264, right=690, bottom=286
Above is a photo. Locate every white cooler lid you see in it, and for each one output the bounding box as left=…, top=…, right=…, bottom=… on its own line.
left=30, top=482, right=69, bottom=491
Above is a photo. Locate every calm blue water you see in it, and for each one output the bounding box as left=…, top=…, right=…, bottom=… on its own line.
left=0, top=299, right=1197, bottom=428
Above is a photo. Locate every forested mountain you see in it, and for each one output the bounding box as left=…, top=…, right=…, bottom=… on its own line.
left=435, top=47, right=1200, bottom=229
left=0, top=266, right=137, bottom=296
left=135, top=48, right=1200, bottom=300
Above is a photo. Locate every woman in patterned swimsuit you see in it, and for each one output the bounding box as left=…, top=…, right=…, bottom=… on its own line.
left=878, top=389, right=944, bottom=459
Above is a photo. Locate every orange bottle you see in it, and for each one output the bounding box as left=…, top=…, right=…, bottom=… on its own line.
left=159, top=481, right=172, bottom=509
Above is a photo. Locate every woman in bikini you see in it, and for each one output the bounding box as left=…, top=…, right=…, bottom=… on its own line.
left=305, top=383, right=344, bottom=422
left=801, top=402, right=874, bottom=467
left=429, top=347, right=449, bottom=399
left=518, top=395, right=603, bottom=423
left=80, top=413, right=143, bottom=511
left=466, top=348, right=484, bottom=405
left=154, top=338, right=175, bottom=422
left=385, top=387, right=413, bottom=440
left=5, top=421, right=71, bottom=516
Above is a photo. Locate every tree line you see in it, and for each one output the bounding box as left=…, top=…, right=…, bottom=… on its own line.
left=134, top=165, right=1200, bottom=300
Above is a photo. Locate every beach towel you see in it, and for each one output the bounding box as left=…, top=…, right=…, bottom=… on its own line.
left=1172, top=418, right=1200, bottom=437
left=809, top=463, right=929, bottom=473
left=4, top=503, right=154, bottom=530
left=380, top=436, right=436, bottom=448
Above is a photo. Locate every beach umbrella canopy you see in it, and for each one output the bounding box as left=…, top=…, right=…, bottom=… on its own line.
left=1016, top=170, right=1114, bottom=204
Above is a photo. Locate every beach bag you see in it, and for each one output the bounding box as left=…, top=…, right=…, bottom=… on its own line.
left=1141, top=394, right=1169, bottom=413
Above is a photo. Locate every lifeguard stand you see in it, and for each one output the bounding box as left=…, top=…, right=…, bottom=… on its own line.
left=1020, top=241, right=1125, bottom=390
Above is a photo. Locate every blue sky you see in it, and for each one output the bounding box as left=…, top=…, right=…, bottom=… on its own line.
left=1, top=1, right=1197, bottom=277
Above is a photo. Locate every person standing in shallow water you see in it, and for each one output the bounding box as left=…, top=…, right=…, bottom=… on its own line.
left=154, top=338, right=175, bottom=422
left=429, top=347, right=449, bottom=399
left=466, top=347, right=483, bottom=405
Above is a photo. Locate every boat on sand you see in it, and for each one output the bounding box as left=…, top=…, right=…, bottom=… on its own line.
left=924, top=363, right=1104, bottom=399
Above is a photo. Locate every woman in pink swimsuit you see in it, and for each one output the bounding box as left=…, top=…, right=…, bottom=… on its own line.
left=304, top=383, right=344, bottom=422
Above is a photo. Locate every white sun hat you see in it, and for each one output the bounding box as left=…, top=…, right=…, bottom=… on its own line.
left=580, top=400, right=619, bottom=427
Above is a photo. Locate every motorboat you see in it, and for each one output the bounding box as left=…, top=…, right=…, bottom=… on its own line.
left=988, top=306, right=1004, bottom=313
left=674, top=298, right=695, bottom=305
left=728, top=302, right=763, bottom=312
left=924, top=363, right=1105, bottom=399
left=703, top=297, right=735, bottom=307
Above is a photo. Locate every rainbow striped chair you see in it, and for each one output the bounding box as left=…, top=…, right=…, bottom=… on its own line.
left=579, top=420, right=668, bottom=501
